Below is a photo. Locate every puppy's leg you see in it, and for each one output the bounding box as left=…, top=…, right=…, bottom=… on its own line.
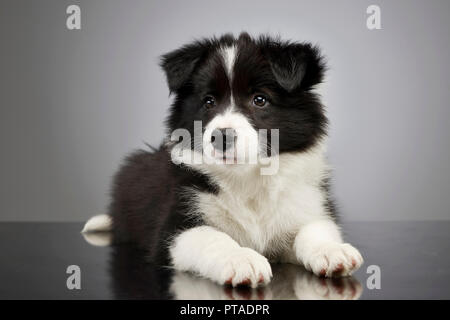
left=294, top=219, right=363, bottom=277
left=170, top=226, right=272, bottom=287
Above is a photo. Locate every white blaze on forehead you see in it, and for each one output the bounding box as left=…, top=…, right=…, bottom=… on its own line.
left=221, top=45, right=237, bottom=79
left=220, top=45, right=237, bottom=112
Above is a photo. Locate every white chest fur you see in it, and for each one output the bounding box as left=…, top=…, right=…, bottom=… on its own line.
left=188, top=144, right=331, bottom=260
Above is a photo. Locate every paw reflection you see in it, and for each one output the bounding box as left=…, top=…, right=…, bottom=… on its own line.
left=170, top=264, right=362, bottom=300
left=89, top=242, right=363, bottom=299
left=292, top=269, right=362, bottom=300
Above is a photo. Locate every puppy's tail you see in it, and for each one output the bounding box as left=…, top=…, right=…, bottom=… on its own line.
left=81, top=214, right=113, bottom=247
left=81, top=214, right=112, bottom=233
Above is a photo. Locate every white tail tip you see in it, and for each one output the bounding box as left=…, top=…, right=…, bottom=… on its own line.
left=81, top=214, right=112, bottom=233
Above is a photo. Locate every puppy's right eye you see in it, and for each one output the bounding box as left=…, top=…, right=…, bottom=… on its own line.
left=253, top=94, right=267, bottom=107
left=203, top=96, right=215, bottom=108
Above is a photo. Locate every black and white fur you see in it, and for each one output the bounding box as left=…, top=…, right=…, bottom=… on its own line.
left=83, top=33, right=363, bottom=288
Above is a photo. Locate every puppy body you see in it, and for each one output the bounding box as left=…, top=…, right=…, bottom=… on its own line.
left=84, top=33, right=363, bottom=287
left=189, top=142, right=330, bottom=262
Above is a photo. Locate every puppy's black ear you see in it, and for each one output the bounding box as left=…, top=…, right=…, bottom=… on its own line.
left=160, top=41, right=209, bottom=93
left=262, top=39, right=326, bottom=92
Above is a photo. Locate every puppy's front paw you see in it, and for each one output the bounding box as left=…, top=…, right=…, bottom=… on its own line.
left=297, top=242, right=363, bottom=277
left=217, top=248, right=272, bottom=288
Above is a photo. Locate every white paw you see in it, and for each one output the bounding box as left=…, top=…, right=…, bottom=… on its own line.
left=216, top=248, right=272, bottom=288
left=298, top=242, right=363, bottom=277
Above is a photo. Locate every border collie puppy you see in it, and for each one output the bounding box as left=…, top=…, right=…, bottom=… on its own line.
left=83, top=33, right=363, bottom=288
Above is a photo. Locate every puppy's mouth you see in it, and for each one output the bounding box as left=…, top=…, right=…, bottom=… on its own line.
left=212, top=148, right=237, bottom=164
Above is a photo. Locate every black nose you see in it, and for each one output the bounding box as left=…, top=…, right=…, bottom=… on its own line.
left=211, top=128, right=236, bottom=152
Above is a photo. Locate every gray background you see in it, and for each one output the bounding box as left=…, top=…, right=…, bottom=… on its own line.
left=1, top=0, right=449, bottom=222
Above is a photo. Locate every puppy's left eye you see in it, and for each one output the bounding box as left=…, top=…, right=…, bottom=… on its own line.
left=203, top=96, right=216, bottom=108
left=253, top=95, right=267, bottom=107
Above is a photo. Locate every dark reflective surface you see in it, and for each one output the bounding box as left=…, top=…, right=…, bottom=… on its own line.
left=0, top=221, right=449, bottom=299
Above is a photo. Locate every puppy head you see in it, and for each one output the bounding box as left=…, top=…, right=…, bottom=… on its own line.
left=161, top=33, right=327, bottom=167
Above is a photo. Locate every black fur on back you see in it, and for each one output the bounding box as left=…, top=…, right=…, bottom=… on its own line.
left=110, top=147, right=218, bottom=265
